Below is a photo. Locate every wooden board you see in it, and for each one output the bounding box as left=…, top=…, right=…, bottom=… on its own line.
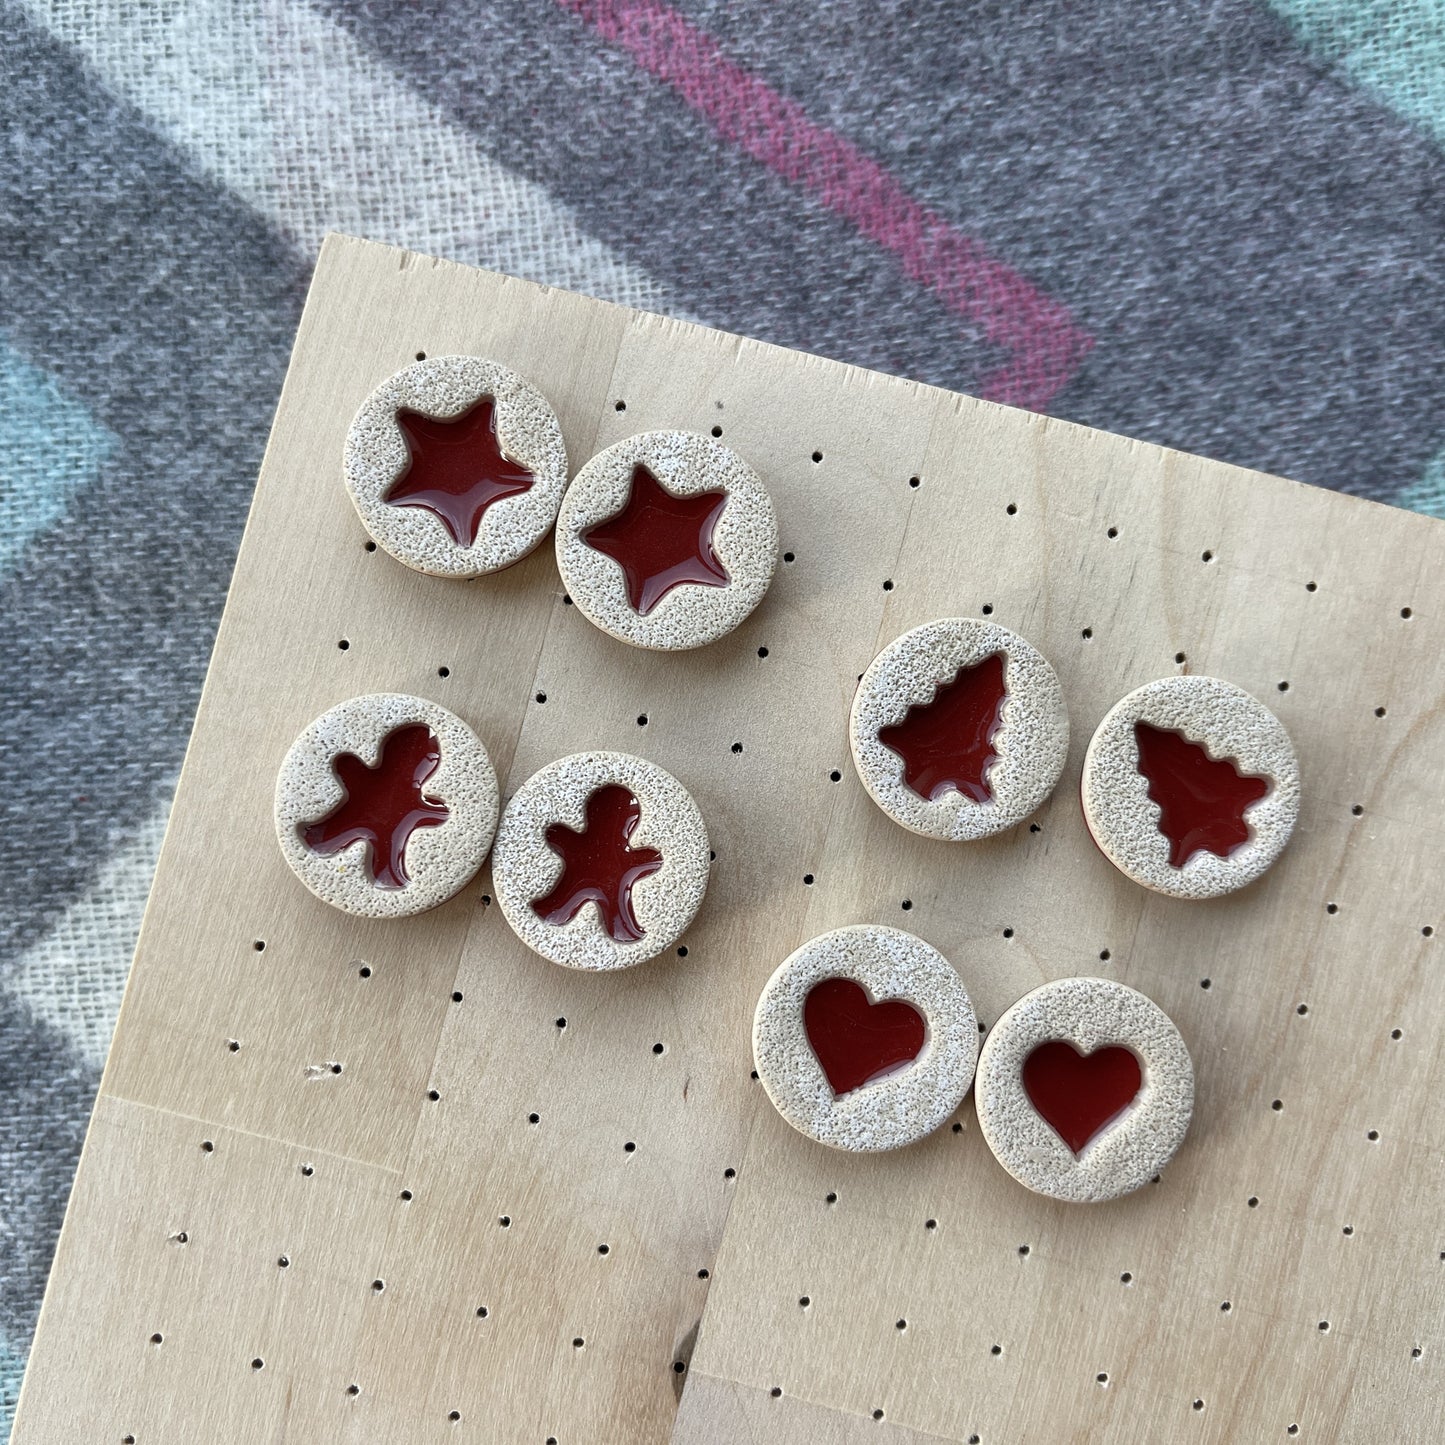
left=12, top=234, right=1443, bottom=1444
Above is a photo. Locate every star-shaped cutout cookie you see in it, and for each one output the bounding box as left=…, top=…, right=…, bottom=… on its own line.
left=581, top=464, right=730, bottom=615
left=383, top=396, right=535, bottom=547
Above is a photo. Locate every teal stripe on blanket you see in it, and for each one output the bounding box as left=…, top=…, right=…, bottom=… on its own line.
left=1271, top=1, right=1445, bottom=145
left=1394, top=446, right=1445, bottom=519
left=0, top=1329, right=25, bottom=1437
left=0, top=334, right=116, bottom=578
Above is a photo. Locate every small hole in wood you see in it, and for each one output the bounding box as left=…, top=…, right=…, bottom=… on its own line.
left=1194, top=1398, right=1205, bottom=1410
left=925, top=1218, right=937, bottom=1230
left=1318, top=1320, right=1330, bottom=1332
left=901, top=899, right=912, bottom=911
left=1248, top=1196, right=1259, bottom=1208
left=615, top=400, right=626, bottom=411
left=1288, top=1426, right=1299, bottom=1435
left=1306, top=581, right=1317, bottom=592
left=624, top=1141, right=636, bottom=1153
left=1081, top=627, right=1093, bottom=640
left=829, top=769, right=842, bottom=781
left=227, top=1039, right=240, bottom=1053
left=1351, top=803, right=1363, bottom=816
left=563, top=594, right=572, bottom=605
left=1121, top=1272, right=1133, bottom=1284
left=653, top=1042, right=665, bottom=1055
left=1018, top=1245, right=1030, bottom=1257
left=1326, top=902, right=1339, bottom=915
left=448, top=1410, right=461, bottom=1422
left=783, top=551, right=795, bottom=563
left=873, top=1409, right=885, bottom=1421
left=1297, top=1004, right=1308, bottom=1016
left=358, top=965, right=371, bottom=978
left=427, top=1089, right=440, bottom=1101
left=825, top=1192, right=837, bottom=1204
left=556, top=1016, right=567, bottom=1029
left=371, top=1279, right=384, bottom=1292
left=895, top=1318, right=907, bottom=1331
left=251, top=1358, right=264, bottom=1371
left=1107, top=526, right=1118, bottom=538
left=952, top=1122, right=963, bottom=1133
left=149, top=1333, right=163, bottom=1345
left=698, top=1268, right=710, bottom=1279
left=981, top=603, right=993, bottom=615
left=770, top=1386, right=783, bottom=1397
left=253, top=940, right=266, bottom=952
left=597, top=1243, right=610, bottom=1255
left=1175, top=651, right=1187, bottom=664
left=811, top=450, right=823, bottom=463
left=991, top=1344, right=1002, bottom=1355
left=500, top=1216, right=511, bottom=1228
left=1006, top=501, right=1016, bottom=514
left=1200, top=978, right=1212, bottom=989
left=1401, top=607, right=1413, bottom=619
left=1366, top=1129, right=1379, bottom=1141
left=437, top=666, right=450, bottom=678
left=677, top=945, right=689, bottom=957
left=299, top=1163, right=312, bottom=1176
left=1097, top=1371, right=1109, bottom=1383
left=724, top=1167, right=736, bottom=1180
left=1272, top=1099, right=1283, bottom=1112
left=1422, top=926, right=1434, bottom=937
left=347, top=1384, right=360, bottom=1396
left=803, top=874, right=814, bottom=886
left=400, top=1189, right=412, bottom=1201
left=799, top=1295, right=811, bottom=1307
left=1003, top=927, right=1014, bottom=939
left=757, top=645, right=769, bottom=658
left=452, top=991, right=463, bottom=1003
left=910, top=476, right=922, bottom=489
left=202, top=1140, right=215, bottom=1153
left=1278, top=681, right=1289, bottom=692
left=1412, top=1346, right=1423, bottom=1358
left=637, top=713, right=648, bottom=726
left=330, top=1062, right=342, bottom=1075
left=882, top=579, right=894, bottom=591
left=337, top=639, right=350, bottom=651
left=731, top=741, right=743, bottom=754
left=476, top=1306, right=489, bottom=1318
left=711, top=425, right=722, bottom=437
left=528, top=1113, right=540, bottom=1125
left=1030, top=822, right=1041, bottom=833
left=573, top=1337, right=584, bottom=1349
left=1375, top=706, right=1387, bottom=717
left=1391, top=1028, right=1402, bottom=1040
left=364, top=540, right=377, bottom=552
left=1220, top=1300, right=1231, bottom=1312
left=415, top=351, right=427, bottom=361
left=1202, top=550, right=1214, bottom=563
left=278, top=1255, right=290, bottom=1269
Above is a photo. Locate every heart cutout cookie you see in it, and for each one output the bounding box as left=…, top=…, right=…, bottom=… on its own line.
left=804, top=977, right=926, bottom=1096
left=1022, top=1040, right=1142, bottom=1155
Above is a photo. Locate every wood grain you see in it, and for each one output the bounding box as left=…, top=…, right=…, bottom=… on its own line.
left=12, top=235, right=1443, bottom=1444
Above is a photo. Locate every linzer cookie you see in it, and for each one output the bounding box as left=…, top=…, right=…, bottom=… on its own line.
left=275, top=693, right=499, bottom=918
left=752, top=925, right=978, bottom=1153
left=1082, top=675, right=1299, bottom=899
left=554, top=431, right=778, bottom=650
left=344, top=355, right=568, bottom=577
left=491, top=751, right=710, bottom=969
left=850, top=618, right=1069, bottom=840
left=975, top=976, right=1193, bottom=1203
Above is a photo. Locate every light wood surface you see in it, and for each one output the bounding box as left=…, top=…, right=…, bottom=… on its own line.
left=12, top=235, right=1443, bottom=1444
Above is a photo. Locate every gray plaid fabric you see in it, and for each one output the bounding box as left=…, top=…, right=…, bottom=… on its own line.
left=3, top=0, right=1444, bottom=1423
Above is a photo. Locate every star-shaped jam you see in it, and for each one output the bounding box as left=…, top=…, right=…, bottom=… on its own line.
left=301, top=724, right=450, bottom=889
left=877, top=651, right=1008, bottom=804
left=1133, top=721, right=1270, bottom=868
left=581, top=464, right=730, bottom=615
left=530, top=784, right=664, bottom=943
left=382, top=396, right=535, bottom=547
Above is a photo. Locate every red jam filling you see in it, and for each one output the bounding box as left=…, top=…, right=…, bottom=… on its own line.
left=1134, top=721, right=1269, bottom=868
left=530, top=784, right=663, bottom=943
left=301, top=724, right=449, bottom=890
left=581, top=464, right=730, bottom=615
left=803, top=977, right=927, bottom=1096
left=877, top=651, right=1008, bottom=803
left=1021, top=1040, right=1142, bottom=1155
left=383, top=396, right=535, bottom=547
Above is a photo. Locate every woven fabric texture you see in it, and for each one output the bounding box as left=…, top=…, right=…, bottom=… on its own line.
left=2, top=0, right=1444, bottom=1423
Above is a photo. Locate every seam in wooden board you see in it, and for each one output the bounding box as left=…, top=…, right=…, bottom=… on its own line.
left=677, top=1367, right=960, bottom=1444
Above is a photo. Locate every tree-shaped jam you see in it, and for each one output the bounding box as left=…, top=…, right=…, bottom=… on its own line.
left=383, top=397, right=535, bottom=546
left=803, top=978, right=927, bottom=1096
left=1021, top=1040, right=1142, bottom=1155
left=301, top=724, right=450, bottom=889
left=1134, top=721, right=1269, bottom=868
left=582, top=464, right=730, bottom=615
left=531, top=785, right=663, bottom=943
left=877, top=651, right=1008, bottom=803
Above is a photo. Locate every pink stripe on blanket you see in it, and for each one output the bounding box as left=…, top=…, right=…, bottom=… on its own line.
left=559, top=0, right=1093, bottom=410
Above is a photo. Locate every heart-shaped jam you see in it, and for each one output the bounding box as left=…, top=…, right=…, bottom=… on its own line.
left=804, top=977, right=926, bottom=1096
left=1021, top=1040, right=1142, bottom=1155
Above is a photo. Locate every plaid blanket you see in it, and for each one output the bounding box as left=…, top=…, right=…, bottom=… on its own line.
left=2, top=0, right=1444, bottom=1424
